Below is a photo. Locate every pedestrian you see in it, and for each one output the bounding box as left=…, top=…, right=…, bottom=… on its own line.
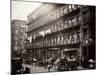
left=47, top=64, right=52, bottom=72
left=32, top=57, right=37, bottom=66
left=47, top=57, right=52, bottom=72
left=54, top=58, right=60, bottom=70
left=23, top=67, right=30, bottom=74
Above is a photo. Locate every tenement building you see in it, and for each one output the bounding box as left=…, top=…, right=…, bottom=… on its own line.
left=11, top=20, right=27, bottom=58
left=26, top=3, right=95, bottom=66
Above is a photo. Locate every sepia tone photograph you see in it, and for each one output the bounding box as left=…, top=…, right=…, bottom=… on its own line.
left=11, top=0, right=96, bottom=74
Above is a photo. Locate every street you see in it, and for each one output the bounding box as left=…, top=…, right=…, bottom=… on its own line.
left=22, top=64, right=88, bottom=74
left=22, top=64, right=56, bottom=73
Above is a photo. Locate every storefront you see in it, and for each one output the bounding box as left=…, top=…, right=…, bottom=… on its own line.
left=62, top=48, right=79, bottom=60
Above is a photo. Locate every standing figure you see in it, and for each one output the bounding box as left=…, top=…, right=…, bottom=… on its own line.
left=47, top=57, right=52, bottom=72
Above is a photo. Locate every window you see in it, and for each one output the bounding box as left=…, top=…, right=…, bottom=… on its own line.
left=58, top=22, right=63, bottom=30
left=61, top=22, right=64, bottom=30
left=14, top=46, right=18, bottom=51
left=15, top=41, right=18, bottom=45
left=67, top=34, right=71, bottom=44
left=72, top=18, right=75, bottom=26
left=56, top=10, right=59, bottom=18
left=77, top=16, right=81, bottom=23
left=51, top=25, right=54, bottom=33
left=54, top=37, right=57, bottom=45
left=53, top=37, right=55, bottom=45
left=77, top=32, right=81, bottom=42
left=57, top=36, right=60, bottom=44
left=63, top=35, right=65, bottom=44
left=74, top=17, right=77, bottom=25
left=77, top=5, right=83, bottom=9
left=61, top=35, right=64, bottom=44
left=72, top=5, right=75, bottom=10
left=72, top=17, right=77, bottom=26
left=64, top=20, right=68, bottom=28
left=63, top=7, right=68, bottom=14
left=63, top=34, right=67, bottom=44
left=71, top=33, right=74, bottom=43
left=51, top=38, right=53, bottom=45
left=68, top=19, right=72, bottom=27
left=15, top=30, right=18, bottom=34
left=54, top=12, right=57, bottom=19
left=68, top=5, right=72, bottom=12
left=83, top=11, right=88, bottom=24
left=65, top=5, right=68, bottom=11
left=74, top=5, right=79, bottom=9
left=60, top=8, right=64, bottom=16
left=56, top=23, right=59, bottom=31
left=74, top=32, right=77, bottom=43
left=58, top=23, right=60, bottom=31
left=48, top=39, right=50, bottom=46
left=51, top=15, right=54, bottom=21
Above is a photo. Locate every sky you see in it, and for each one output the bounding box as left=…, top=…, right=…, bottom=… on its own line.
left=12, top=0, right=42, bottom=20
